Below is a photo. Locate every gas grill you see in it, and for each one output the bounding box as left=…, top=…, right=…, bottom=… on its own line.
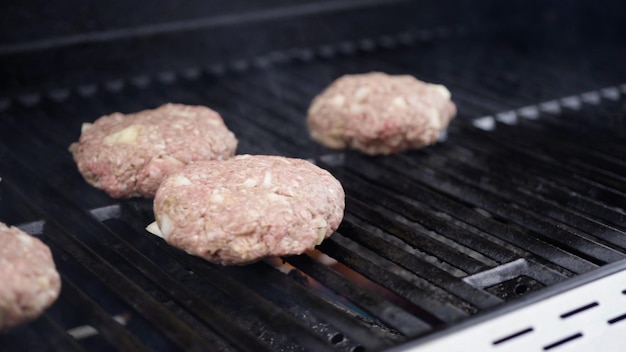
left=1, top=1, right=626, bottom=351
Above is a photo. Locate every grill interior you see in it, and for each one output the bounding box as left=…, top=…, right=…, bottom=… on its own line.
left=1, top=2, right=626, bottom=351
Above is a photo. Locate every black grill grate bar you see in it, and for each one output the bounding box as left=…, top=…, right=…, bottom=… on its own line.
left=30, top=315, right=86, bottom=352
left=345, top=195, right=494, bottom=275
left=463, top=60, right=568, bottom=103
left=446, top=134, right=626, bottom=229
left=0, top=119, right=332, bottom=352
left=529, top=55, right=626, bottom=94
left=95, top=79, right=297, bottom=156
left=283, top=254, right=432, bottom=337
left=150, top=249, right=345, bottom=351
left=330, top=167, right=571, bottom=283
left=224, top=260, right=401, bottom=351
left=490, top=119, right=626, bottom=181
left=379, top=153, right=626, bottom=265
left=155, top=78, right=309, bottom=156
left=0, top=105, right=77, bottom=153
left=334, top=155, right=595, bottom=276
left=0, top=156, right=233, bottom=352
left=428, top=59, right=559, bottom=109
left=163, top=247, right=390, bottom=351
left=6, top=153, right=328, bottom=351
left=525, top=102, right=626, bottom=150
left=6, top=103, right=77, bottom=151
left=265, top=57, right=507, bottom=156
left=466, top=126, right=626, bottom=203
left=339, top=173, right=518, bottom=268
left=522, top=109, right=626, bottom=149
left=189, top=76, right=306, bottom=138
left=59, top=275, right=148, bottom=352
left=511, top=109, right=626, bottom=162
left=471, top=120, right=626, bottom=193
left=447, top=130, right=626, bottom=231
left=221, top=76, right=309, bottom=126
left=451, top=124, right=626, bottom=212
left=98, top=219, right=278, bottom=352
left=358, top=56, right=515, bottom=114
left=42, top=222, right=214, bottom=352
left=0, top=108, right=113, bottom=210
left=319, top=235, right=472, bottom=323
left=214, top=81, right=312, bottom=149
left=273, top=54, right=506, bottom=120
left=4, top=73, right=414, bottom=350
left=335, top=173, right=568, bottom=285
left=240, top=69, right=317, bottom=108
left=383, top=44, right=625, bottom=107
left=338, top=218, right=503, bottom=310
left=41, top=78, right=285, bottom=159
left=415, top=144, right=626, bottom=251
left=282, top=54, right=515, bottom=124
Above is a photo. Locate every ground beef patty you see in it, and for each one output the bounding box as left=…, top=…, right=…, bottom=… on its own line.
left=147, top=155, right=345, bottom=265
left=70, top=103, right=238, bottom=198
left=0, top=222, right=61, bottom=330
left=307, top=72, right=457, bottom=155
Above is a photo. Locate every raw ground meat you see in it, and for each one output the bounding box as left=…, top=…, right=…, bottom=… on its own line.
left=0, top=222, right=61, bottom=330
left=70, top=103, right=238, bottom=198
left=147, top=155, right=345, bottom=265
left=307, top=72, right=457, bottom=155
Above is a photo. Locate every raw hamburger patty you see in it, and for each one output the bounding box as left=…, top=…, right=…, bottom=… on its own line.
left=0, top=222, right=61, bottom=330
left=307, top=72, right=457, bottom=155
left=147, top=155, right=345, bottom=265
left=70, top=103, right=238, bottom=198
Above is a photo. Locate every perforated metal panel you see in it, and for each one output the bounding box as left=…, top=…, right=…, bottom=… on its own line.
left=391, top=262, right=626, bottom=352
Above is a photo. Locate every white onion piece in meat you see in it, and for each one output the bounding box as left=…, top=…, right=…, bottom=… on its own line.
left=145, top=221, right=165, bottom=239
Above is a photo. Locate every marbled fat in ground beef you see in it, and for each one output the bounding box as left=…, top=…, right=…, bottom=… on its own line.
left=147, top=155, right=345, bottom=265
left=307, top=72, right=457, bottom=155
left=0, top=222, right=61, bottom=330
left=70, top=103, right=238, bottom=198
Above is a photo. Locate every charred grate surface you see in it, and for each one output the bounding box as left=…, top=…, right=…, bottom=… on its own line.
left=0, top=38, right=626, bottom=351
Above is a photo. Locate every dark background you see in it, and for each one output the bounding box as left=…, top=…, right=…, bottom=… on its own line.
left=1, top=0, right=625, bottom=96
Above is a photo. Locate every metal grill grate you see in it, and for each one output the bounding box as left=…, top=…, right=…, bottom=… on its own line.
left=0, top=37, right=625, bottom=351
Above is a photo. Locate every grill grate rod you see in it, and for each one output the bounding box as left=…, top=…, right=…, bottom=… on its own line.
left=0, top=113, right=280, bottom=350
left=0, top=154, right=245, bottom=352
left=318, top=236, right=471, bottom=323
left=283, top=254, right=432, bottom=337
left=336, top=171, right=566, bottom=280
left=451, top=124, right=626, bottom=212
left=39, top=219, right=215, bottom=352
left=483, top=121, right=626, bottom=187
left=445, top=130, right=626, bottom=231
left=331, top=162, right=574, bottom=286
left=337, top=218, right=503, bottom=310
left=58, top=275, right=148, bottom=352
left=101, top=218, right=282, bottom=352
left=330, top=156, right=596, bottom=275
left=407, top=142, right=626, bottom=251
left=157, top=242, right=391, bottom=351
left=345, top=195, right=493, bottom=275
left=149, top=78, right=307, bottom=156
left=341, top=175, right=511, bottom=268
left=30, top=315, right=85, bottom=352
left=227, top=259, right=401, bottom=350
left=372, top=153, right=626, bottom=264
left=440, top=138, right=626, bottom=235
left=466, top=121, right=626, bottom=205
